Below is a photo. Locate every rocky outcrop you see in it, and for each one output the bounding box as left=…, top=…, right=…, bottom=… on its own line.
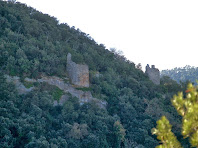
left=145, top=64, right=160, bottom=85
left=67, top=53, right=89, bottom=87
left=5, top=75, right=34, bottom=94
left=53, top=94, right=69, bottom=106
left=6, top=75, right=106, bottom=108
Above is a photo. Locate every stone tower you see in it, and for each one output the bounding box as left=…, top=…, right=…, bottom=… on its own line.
left=145, top=64, right=160, bottom=85
left=67, top=53, right=89, bottom=87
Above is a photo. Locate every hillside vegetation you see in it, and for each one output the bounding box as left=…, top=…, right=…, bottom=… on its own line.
left=0, top=1, right=189, bottom=147
left=161, top=65, right=198, bottom=84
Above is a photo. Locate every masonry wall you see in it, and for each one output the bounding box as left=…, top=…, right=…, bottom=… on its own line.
left=67, top=53, right=89, bottom=87
left=145, top=64, right=160, bottom=85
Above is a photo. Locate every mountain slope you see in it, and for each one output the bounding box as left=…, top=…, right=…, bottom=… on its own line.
left=0, top=1, right=185, bottom=147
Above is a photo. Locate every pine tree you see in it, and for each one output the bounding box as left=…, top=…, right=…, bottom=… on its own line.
left=152, top=83, right=198, bottom=147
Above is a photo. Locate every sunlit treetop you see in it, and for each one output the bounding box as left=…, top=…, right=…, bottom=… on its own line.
left=152, top=83, right=198, bottom=148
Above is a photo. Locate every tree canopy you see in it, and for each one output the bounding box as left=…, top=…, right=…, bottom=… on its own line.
left=0, top=0, right=191, bottom=147
left=161, top=65, right=198, bottom=84
left=152, top=83, right=198, bottom=147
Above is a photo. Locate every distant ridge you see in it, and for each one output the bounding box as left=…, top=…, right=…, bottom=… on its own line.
left=161, top=65, right=198, bottom=83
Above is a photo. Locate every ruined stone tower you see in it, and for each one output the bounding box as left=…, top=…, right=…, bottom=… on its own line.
left=67, top=53, right=89, bottom=87
left=145, top=64, right=160, bottom=85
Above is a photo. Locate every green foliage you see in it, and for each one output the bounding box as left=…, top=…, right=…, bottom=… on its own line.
left=76, top=87, right=92, bottom=91
left=23, top=81, right=34, bottom=88
left=67, top=123, right=88, bottom=139
left=38, top=82, right=64, bottom=101
left=161, top=65, right=198, bottom=83
left=0, top=74, right=116, bottom=148
left=113, top=121, right=126, bottom=142
left=51, top=87, right=64, bottom=101
left=152, top=83, right=198, bottom=147
left=160, top=76, right=182, bottom=93
left=151, top=116, right=182, bottom=148
left=172, top=83, right=198, bottom=147
left=0, top=1, right=186, bottom=147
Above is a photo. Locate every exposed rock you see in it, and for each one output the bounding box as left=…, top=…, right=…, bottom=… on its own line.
left=145, top=64, right=160, bottom=85
left=24, top=77, right=37, bottom=82
left=6, top=74, right=106, bottom=108
left=59, top=94, right=69, bottom=104
left=24, top=75, right=106, bottom=108
left=53, top=94, right=69, bottom=106
left=53, top=100, right=59, bottom=106
left=67, top=53, right=89, bottom=87
left=5, top=53, right=105, bottom=108
left=37, top=76, right=106, bottom=108
left=5, top=75, right=34, bottom=94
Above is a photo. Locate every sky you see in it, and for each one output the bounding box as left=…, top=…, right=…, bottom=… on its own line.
left=16, top=0, right=198, bottom=71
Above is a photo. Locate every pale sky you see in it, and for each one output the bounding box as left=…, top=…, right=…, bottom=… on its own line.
left=16, top=0, right=198, bottom=71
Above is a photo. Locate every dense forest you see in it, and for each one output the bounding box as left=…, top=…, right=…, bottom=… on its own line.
left=0, top=1, right=191, bottom=147
left=161, top=65, right=198, bottom=84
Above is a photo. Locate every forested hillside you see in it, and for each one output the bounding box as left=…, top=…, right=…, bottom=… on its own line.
left=161, top=65, right=198, bottom=84
left=0, top=1, right=189, bottom=147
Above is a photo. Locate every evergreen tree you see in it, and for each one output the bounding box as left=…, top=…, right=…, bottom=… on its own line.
left=152, top=83, right=198, bottom=147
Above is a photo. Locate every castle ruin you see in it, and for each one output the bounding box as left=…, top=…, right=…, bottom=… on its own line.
left=145, top=64, right=160, bottom=85
left=67, top=53, right=89, bottom=87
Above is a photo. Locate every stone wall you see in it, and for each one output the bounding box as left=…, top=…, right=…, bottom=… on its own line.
left=67, top=53, right=89, bottom=87
left=6, top=75, right=106, bottom=108
left=145, top=64, right=160, bottom=85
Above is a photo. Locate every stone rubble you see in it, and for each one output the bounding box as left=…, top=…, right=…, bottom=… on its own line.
left=6, top=75, right=106, bottom=108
